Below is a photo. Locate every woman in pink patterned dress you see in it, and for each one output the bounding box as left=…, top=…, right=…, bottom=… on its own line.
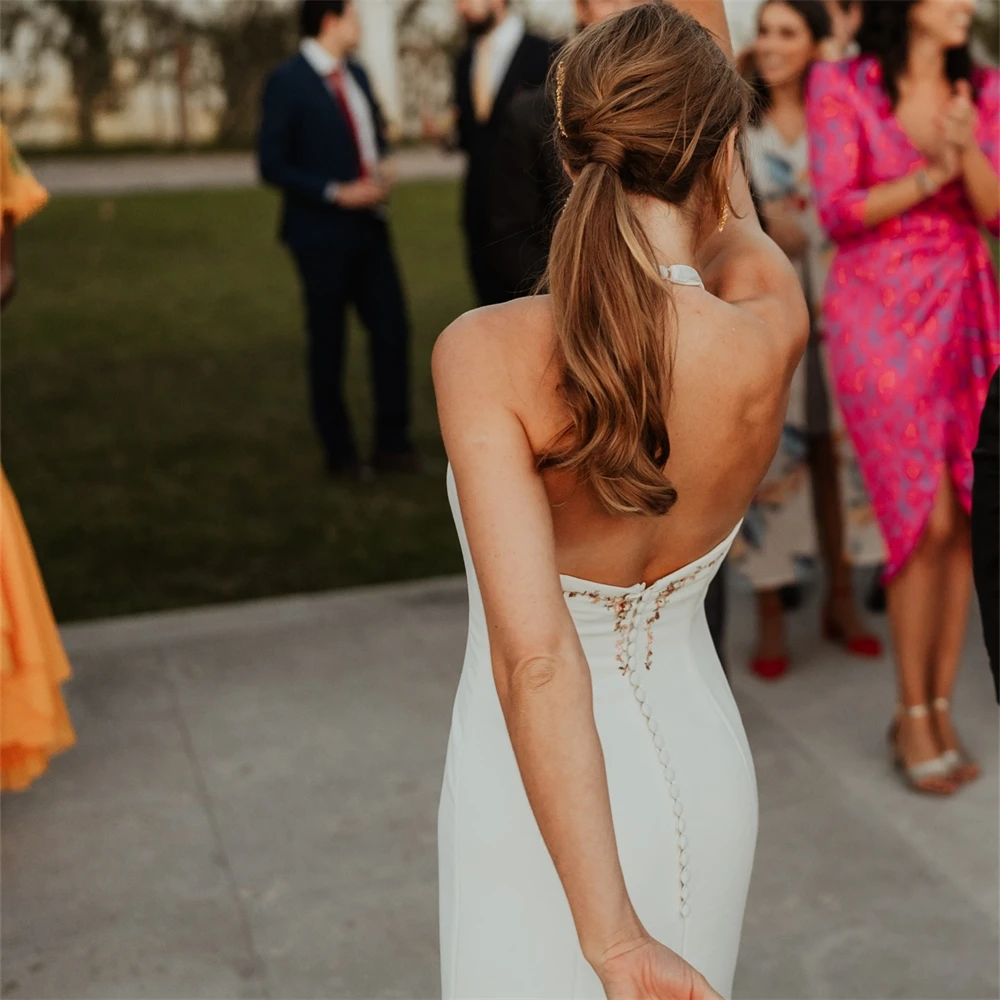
left=806, top=0, right=999, bottom=795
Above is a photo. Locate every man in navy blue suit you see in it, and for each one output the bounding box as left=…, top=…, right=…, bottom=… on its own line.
left=259, top=0, right=418, bottom=478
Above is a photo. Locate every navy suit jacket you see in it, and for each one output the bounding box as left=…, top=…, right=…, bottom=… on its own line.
left=258, top=53, right=388, bottom=252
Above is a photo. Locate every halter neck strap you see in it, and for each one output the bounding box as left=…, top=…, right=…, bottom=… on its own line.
left=659, top=264, right=704, bottom=288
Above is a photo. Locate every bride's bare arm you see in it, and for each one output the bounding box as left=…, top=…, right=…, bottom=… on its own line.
left=668, top=0, right=733, bottom=56
left=432, top=311, right=642, bottom=965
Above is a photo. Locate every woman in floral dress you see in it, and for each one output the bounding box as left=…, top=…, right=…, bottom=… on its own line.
left=807, top=0, right=999, bottom=793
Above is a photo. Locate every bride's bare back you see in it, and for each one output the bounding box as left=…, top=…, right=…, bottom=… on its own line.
left=437, top=219, right=805, bottom=587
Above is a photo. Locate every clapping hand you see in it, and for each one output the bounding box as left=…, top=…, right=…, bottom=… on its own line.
left=596, top=934, right=724, bottom=1000
left=925, top=83, right=976, bottom=190
left=940, top=80, right=978, bottom=154
left=817, top=36, right=845, bottom=63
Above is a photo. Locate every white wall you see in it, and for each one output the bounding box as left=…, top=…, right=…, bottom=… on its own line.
left=356, top=0, right=404, bottom=131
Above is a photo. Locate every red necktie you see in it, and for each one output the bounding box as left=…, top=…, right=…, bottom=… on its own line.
left=327, top=67, right=368, bottom=179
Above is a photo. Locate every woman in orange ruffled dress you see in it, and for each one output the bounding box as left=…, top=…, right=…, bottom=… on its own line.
left=0, top=123, right=75, bottom=791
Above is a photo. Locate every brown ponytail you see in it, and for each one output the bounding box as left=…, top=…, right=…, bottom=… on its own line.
left=539, top=3, right=749, bottom=517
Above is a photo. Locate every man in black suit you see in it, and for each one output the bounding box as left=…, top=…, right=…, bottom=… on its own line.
left=258, top=0, right=418, bottom=479
left=488, top=0, right=640, bottom=300
left=450, top=0, right=553, bottom=305
left=488, top=85, right=563, bottom=300
left=971, top=368, right=999, bottom=700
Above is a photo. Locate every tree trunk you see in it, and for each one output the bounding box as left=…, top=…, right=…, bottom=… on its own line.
left=175, top=36, right=190, bottom=147
left=54, top=0, right=111, bottom=148
left=70, top=57, right=97, bottom=146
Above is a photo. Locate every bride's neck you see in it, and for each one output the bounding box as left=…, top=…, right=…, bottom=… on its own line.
left=629, top=194, right=699, bottom=270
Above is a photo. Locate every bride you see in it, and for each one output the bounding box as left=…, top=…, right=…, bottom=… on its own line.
left=435, top=4, right=808, bottom=998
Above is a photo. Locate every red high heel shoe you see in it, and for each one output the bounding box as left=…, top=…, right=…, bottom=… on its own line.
left=750, top=654, right=789, bottom=680
left=822, top=616, right=882, bottom=657
left=751, top=598, right=789, bottom=679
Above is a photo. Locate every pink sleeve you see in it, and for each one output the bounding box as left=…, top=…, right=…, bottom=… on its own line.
left=975, top=67, right=1000, bottom=237
left=806, top=60, right=869, bottom=242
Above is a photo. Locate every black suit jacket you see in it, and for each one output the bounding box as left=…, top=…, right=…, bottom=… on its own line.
left=454, top=31, right=554, bottom=245
left=972, top=367, right=999, bottom=700
left=488, top=86, right=568, bottom=298
left=258, top=54, right=387, bottom=253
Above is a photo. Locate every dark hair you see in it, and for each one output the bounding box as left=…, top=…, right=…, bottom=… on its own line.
left=541, top=3, right=750, bottom=516
left=746, top=0, right=832, bottom=123
left=857, top=0, right=976, bottom=105
left=299, top=0, right=347, bottom=38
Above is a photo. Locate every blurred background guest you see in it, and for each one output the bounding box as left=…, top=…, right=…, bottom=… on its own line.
left=258, top=0, right=419, bottom=480
left=439, top=0, right=553, bottom=305
left=736, top=0, right=882, bottom=681
left=487, top=0, right=640, bottom=301
left=807, top=0, right=999, bottom=793
left=0, top=123, right=75, bottom=791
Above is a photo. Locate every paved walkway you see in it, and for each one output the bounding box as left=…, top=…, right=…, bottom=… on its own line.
left=29, top=147, right=464, bottom=196
left=2, top=576, right=997, bottom=999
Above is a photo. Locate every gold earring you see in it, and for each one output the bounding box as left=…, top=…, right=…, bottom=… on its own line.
left=718, top=202, right=729, bottom=232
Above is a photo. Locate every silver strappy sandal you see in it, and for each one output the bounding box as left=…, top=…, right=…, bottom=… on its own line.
left=932, top=697, right=980, bottom=785
left=889, top=704, right=958, bottom=796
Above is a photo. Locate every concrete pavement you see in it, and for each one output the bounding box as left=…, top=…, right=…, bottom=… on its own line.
left=1, top=574, right=997, bottom=999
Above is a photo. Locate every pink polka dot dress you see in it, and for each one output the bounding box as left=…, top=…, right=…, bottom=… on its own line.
left=806, top=57, right=1000, bottom=581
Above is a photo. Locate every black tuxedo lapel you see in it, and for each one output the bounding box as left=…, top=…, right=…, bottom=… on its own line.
left=455, top=46, right=473, bottom=104
left=454, top=46, right=475, bottom=154
left=488, top=41, right=528, bottom=131
left=488, top=34, right=553, bottom=131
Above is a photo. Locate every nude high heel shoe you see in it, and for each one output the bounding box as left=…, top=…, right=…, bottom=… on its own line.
left=889, top=704, right=959, bottom=796
left=932, top=697, right=980, bottom=785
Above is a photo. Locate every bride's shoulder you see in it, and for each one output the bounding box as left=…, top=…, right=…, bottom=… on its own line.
left=701, top=226, right=809, bottom=366
left=432, top=295, right=556, bottom=389
left=683, top=232, right=808, bottom=412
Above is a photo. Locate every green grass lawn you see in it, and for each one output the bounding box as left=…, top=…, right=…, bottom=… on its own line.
left=2, top=181, right=474, bottom=621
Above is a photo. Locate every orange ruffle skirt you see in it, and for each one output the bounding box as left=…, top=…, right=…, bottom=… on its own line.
left=1, top=470, right=74, bottom=790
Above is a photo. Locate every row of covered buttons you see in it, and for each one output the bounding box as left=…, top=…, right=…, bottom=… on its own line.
left=624, top=595, right=690, bottom=919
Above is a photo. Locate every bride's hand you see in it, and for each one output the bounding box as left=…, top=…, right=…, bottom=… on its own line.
left=596, top=934, right=724, bottom=1000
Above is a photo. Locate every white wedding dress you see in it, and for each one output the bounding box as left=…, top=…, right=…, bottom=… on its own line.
left=438, top=267, right=759, bottom=999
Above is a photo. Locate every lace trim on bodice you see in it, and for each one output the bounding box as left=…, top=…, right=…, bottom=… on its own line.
left=562, top=545, right=725, bottom=675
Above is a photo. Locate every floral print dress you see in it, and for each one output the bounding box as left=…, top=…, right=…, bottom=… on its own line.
left=806, top=58, right=1000, bottom=580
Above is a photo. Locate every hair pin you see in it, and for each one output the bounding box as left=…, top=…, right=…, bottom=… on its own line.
left=555, top=61, right=567, bottom=138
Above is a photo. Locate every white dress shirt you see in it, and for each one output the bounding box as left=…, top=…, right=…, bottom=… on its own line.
left=300, top=38, right=380, bottom=186
left=470, top=14, right=526, bottom=108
